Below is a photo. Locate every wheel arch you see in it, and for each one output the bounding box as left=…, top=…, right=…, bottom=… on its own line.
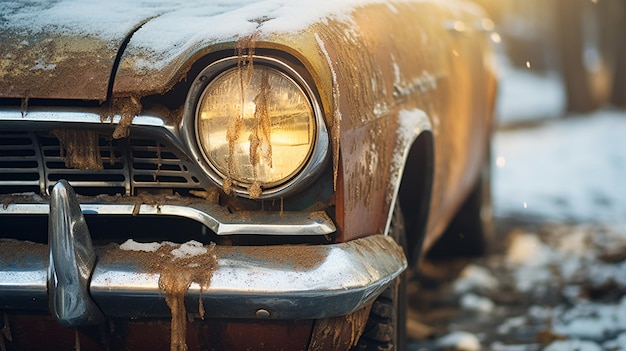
left=385, top=109, right=434, bottom=266
left=397, top=131, right=434, bottom=266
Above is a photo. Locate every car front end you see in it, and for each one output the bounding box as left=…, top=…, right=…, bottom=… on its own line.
left=0, top=1, right=411, bottom=350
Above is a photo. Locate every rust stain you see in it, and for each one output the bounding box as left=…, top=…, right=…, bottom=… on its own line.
left=222, top=33, right=258, bottom=196
left=111, top=96, right=142, bottom=139
left=249, top=68, right=273, bottom=172
left=109, top=242, right=218, bottom=351
left=188, top=189, right=220, bottom=204
left=157, top=243, right=218, bottom=351
left=51, top=129, right=103, bottom=170
left=307, top=305, right=370, bottom=351
left=226, top=32, right=277, bottom=199
left=248, top=181, right=262, bottom=199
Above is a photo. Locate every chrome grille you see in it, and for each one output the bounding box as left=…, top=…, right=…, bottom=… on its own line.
left=0, top=131, right=201, bottom=196
left=0, top=132, right=42, bottom=194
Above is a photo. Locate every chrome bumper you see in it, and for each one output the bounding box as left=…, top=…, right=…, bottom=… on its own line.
left=0, top=181, right=407, bottom=327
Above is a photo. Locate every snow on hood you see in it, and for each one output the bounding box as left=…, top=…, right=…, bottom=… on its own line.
left=0, top=0, right=375, bottom=100
left=0, top=1, right=178, bottom=100
left=113, top=0, right=483, bottom=95
left=0, top=0, right=479, bottom=100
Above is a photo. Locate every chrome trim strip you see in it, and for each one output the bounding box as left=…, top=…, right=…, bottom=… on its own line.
left=0, top=109, right=166, bottom=127
left=48, top=180, right=104, bottom=326
left=0, top=201, right=336, bottom=236
left=0, top=235, right=406, bottom=320
left=0, top=109, right=185, bottom=156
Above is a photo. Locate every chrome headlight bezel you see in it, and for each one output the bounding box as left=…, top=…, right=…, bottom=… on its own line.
left=181, top=55, right=329, bottom=200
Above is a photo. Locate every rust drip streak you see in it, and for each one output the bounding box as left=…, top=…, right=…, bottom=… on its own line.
left=52, top=129, right=104, bottom=170
left=111, top=96, right=141, bottom=139
left=224, top=33, right=258, bottom=195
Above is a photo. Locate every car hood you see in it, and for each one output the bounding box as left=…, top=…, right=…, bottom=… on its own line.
left=0, top=0, right=378, bottom=101
left=0, top=2, right=186, bottom=101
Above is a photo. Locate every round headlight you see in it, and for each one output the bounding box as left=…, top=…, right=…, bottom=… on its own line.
left=194, top=58, right=318, bottom=198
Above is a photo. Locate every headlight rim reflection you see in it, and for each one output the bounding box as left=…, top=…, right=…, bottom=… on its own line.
left=181, top=54, right=329, bottom=200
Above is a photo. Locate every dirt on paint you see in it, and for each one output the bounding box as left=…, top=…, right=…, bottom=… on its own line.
left=0, top=240, right=48, bottom=265
left=51, top=129, right=104, bottom=170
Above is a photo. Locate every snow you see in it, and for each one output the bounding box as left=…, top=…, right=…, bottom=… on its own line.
left=453, top=264, right=499, bottom=294
left=0, top=1, right=170, bottom=40
left=494, top=109, right=626, bottom=227
left=119, top=239, right=162, bottom=253
left=435, top=331, right=481, bottom=351
left=459, top=293, right=495, bottom=313
left=170, top=240, right=207, bottom=258
left=417, top=53, right=626, bottom=349
left=544, top=340, right=602, bottom=351
left=495, top=55, right=565, bottom=124
left=467, top=46, right=626, bottom=231
left=119, top=239, right=208, bottom=258
left=493, top=41, right=626, bottom=227
left=2, top=0, right=487, bottom=77
left=604, top=333, right=626, bottom=350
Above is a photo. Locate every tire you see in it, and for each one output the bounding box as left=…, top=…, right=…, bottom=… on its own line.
left=556, top=0, right=623, bottom=112
left=427, top=154, right=494, bottom=259
left=355, top=202, right=407, bottom=351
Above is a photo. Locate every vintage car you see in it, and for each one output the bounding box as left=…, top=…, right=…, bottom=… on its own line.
left=0, top=0, right=496, bottom=350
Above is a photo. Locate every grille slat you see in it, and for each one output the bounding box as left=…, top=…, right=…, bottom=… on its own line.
left=0, top=131, right=201, bottom=196
left=0, top=132, right=42, bottom=193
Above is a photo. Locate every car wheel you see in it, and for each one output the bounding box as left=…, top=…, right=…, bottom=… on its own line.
left=556, top=0, right=622, bottom=112
left=355, top=202, right=407, bottom=351
left=427, top=154, right=493, bottom=259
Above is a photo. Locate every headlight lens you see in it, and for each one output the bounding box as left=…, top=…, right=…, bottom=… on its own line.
left=195, top=63, right=315, bottom=195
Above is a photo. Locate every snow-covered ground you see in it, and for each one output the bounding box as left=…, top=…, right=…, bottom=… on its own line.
left=494, top=110, right=626, bottom=228
left=409, top=57, right=626, bottom=350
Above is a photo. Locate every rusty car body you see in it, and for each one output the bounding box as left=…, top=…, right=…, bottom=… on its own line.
left=0, top=0, right=496, bottom=350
